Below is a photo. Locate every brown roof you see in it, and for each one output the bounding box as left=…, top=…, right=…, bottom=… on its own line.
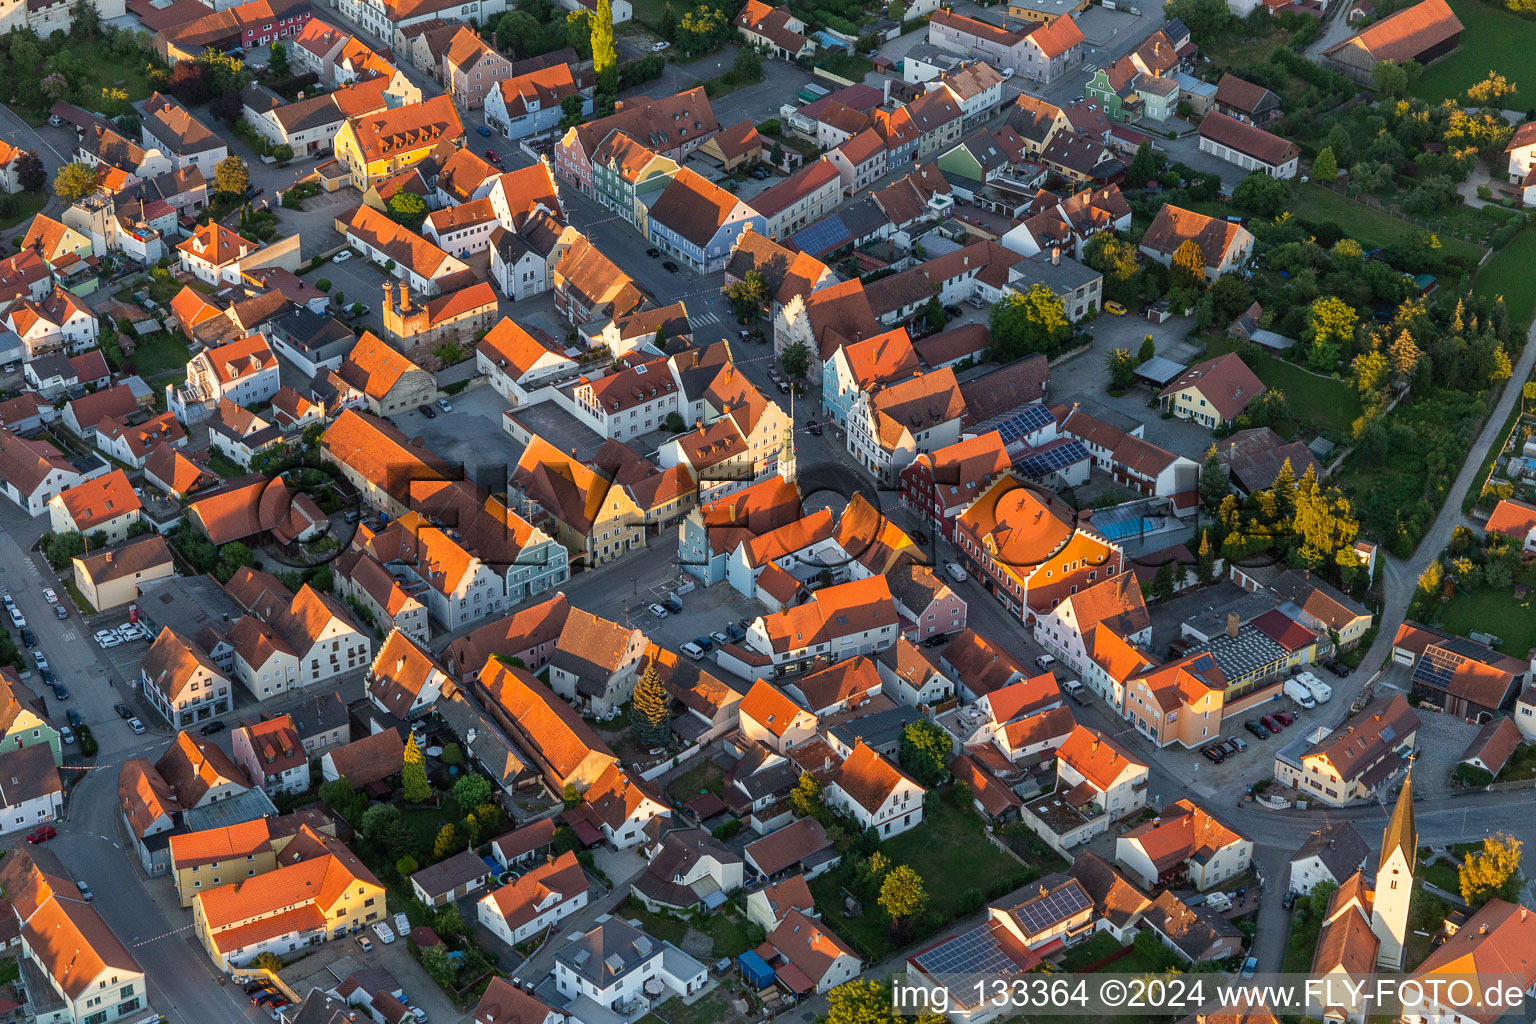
left=480, top=850, right=586, bottom=933
left=834, top=740, right=919, bottom=814
left=477, top=659, right=615, bottom=786
left=1141, top=203, right=1247, bottom=268
left=20, top=890, right=141, bottom=998
left=1031, top=13, right=1085, bottom=57
left=321, top=409, right=457, bottom=508
left=444, top=592, right=571, bottom=681
left=346, top=94, right=463, bottom=164
left=73, top=532, right=174, bottom=590
left=156, top=731, right=248, bottom=807
left=234, top=715, right=306, bottom=783
left=344, top=206, right=459, bottom=279
left=1411, top=899, right=1536, bottom=1023
left=496, top=63, right=580, bottom=121
left=1303, top=693, right=1420, bottom=783
left=0, top=743, right=60, bottom=809
left=1197, top=111, right=1297, bottom=167
left=1324, top=0, right=1462, bottom=62
left=141, top=627, right=225, bottom=705
left=472, top=978, right=561, bottom=1024
left=1159, top=353, right=1265, bottom=421
left=790, top=658, right=882, bottom=715
left=764, top=908, right=859, bottom=986
left=958, top=355, right=1049, bottom=423
left=141, top=92, right=224, bottom=154
left=646, top=168, right=744, bottom=248
left=368, top=629, right=448, bottom=717
left=744, top=816, right=831, bottom=876
left=1068, top=851, right=1151, bottom=928
left=1213, top=74, right=1278, bottom=116
left=1461, top=717, right=1521, bottom=776
left=490, top=818, right=558, bottom=864
left=1056, top=724, right=1143, bottom=792
left=325, top=729, right=405, bottom=788
left=569, top=88, right=718, bottom=160
left=52, top=469, right=140, bottom=532
left=1121, top=798, right=1246, bottom=873
left=118, top=758, right=181, bottom=838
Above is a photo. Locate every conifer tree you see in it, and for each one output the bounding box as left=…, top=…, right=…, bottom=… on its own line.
left=631, top=664, right=671, bottom=746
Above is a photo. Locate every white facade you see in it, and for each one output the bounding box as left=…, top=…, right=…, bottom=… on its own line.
left=826, top=772, right=925, bottom=837
left=1197, top=135, right=1298, bottom=180
left=477, top=884, right=588, bottom=946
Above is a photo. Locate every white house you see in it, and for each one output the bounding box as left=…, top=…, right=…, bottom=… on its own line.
left=477, top=850, right=589, bottom=946
left=476, top=316, right=578, bottom=405
left=1055, top=725, right=1148, bottom=821
left=553, top=918, right=707, bottom=1008
left=1115, top=799, right=1252, bottom=891
left=824, top=741, right=926, bottom=838
left=0, top=745, right=62, bottom=834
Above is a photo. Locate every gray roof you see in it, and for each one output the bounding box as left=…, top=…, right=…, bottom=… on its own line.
left=434, top=692, right=531, bottom=787
left=827, top=704, right=923, bottom=753
left=136, top=575, right=244, bottom=651
left=1185, top=624, right=1288, bottom=684
left=289, top=691, right=350, bottom=742
left=1011, top=252, right=1101, bottom=296
left=183, top=786, right=278, bottom=831
left=556, top=918, right=666, bottom=988
left=411, top=848, right=491, bottom=899
left=1134, top=355, right=1187, bottom=385
left=1290, top=821, right=1369, bottom=884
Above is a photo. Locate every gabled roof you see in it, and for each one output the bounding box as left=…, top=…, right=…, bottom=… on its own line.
left=1140, top=203, right=1247, bottom=267
left=764, top=908, right=859, bottom=986
left=739, top=679, right=813, bottom=738
left=1197, top=111, right=1297, bottom=167
left=570, top=88, right=719, bottom=158
left=346, top=94, right=463, bottom=164
left=833, top=739, right=919, bottom=814
left=1158, top=352, right=1265, bottom=421
left=1303, top=693, right=1420, bottom=783
left=1411, top=899, right=1536, bottom=1023
left=1324, top=0, right=1462, bottom=62
left=480, top=850, right=586, bottom=930
left=118, top=758, right=181, bottom=838
left=496, top=62, right=581, bottom=120
left=1485, top=497, right=1536, bottom=541
left=156, top=731, right=248, bottom=807
left=324, top=729, right=405, bottom=788
left=1056, top=724, right=1142, bottom=791
left=478, top=659, right=615, bottom=784
left=51, top=469, right=140, bottom=531
left=321, top=409, right=456, bottom=507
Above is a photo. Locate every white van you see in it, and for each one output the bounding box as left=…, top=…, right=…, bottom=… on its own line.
left=681, top=642, right=706, bottom=661
left=1035, top=654, right=1056, bottom=670
left=1061, top=679, right=1084, bottom=702
left=1283, top=678, right=1317, bottom=709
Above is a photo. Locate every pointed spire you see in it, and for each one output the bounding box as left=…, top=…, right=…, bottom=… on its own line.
left=1381, top=766, right=1416, bottom=871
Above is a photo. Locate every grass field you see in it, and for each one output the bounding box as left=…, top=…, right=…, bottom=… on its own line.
left=1475, top=227, right=1536, bottom=331
left=1435, top=584, right=1536, bottom=661
left=123, top=332, right=192, bottom=380
left=1288, top=184, right=1486, bottom=265
left=77, top=39, right=160, bottom=105
left=1206, top=338, right=1364, bottom=439
left=1417, top=0, right=1534, bottom=105
left=0, top=192, right=46, bottom=232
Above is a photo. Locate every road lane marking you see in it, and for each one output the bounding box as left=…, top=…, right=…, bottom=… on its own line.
left=132, top=923, right=194, bottom=947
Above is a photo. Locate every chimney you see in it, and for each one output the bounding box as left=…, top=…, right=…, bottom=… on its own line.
left=1226, top=612, right=1240, bottom=638
left=1051, top=245, right=1060, bottom=266
left=382, top=279, right=394, bottom=308
left=399, top=280, right=411, bottom=312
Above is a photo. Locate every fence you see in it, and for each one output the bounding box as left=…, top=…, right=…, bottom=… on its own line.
left=640, top=740, right=704, bottom=782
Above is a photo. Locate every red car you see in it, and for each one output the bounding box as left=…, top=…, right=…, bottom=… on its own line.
left=26, top=825, right=56, bottom=843
left=484, top=149, right=503, bottom=164
left=1260, top=714, right=1283, bottom=732
left=1275, top=710, right=1296, bottom=726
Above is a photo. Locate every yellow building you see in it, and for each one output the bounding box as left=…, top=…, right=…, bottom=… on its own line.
left=169, top=818, right=279, bottom=908
left=333, top=94, right=464, bottom=191
left=71, top=534, right=174, bottom=612
left=192, top=825, right=386, bottom=969
left=510, top=435, right=646, bottom=569
left=1006, top=0, right=1089, bottom=24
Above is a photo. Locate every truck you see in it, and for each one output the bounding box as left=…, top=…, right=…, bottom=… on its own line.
left=1300, top=672, right=1333, bottom=704
left=797, top=83, right=830, bottom=104
left=1283, top=678, right=1316, bottom=709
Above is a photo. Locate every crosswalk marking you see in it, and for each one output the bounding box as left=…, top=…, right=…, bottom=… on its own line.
left=691, top=311, right=720, bottom=326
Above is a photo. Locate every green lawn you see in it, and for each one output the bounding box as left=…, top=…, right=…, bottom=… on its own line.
left=1435, top=585, right=1536, bottom=663
left=651, top=991, right=731, bottom=1024
left=0, top=192, right=46, bottom=231
left=1288, top=183, right=1486, bottom=265
left=1423, top=858, right=1459, bottom=894
left=1058, top=931, right=1123, bottom=972
left=1205, top=337, right=1364, bottom=438
left=617, top=897, right=691, bottom=946
left=75, top=39, right=161, bottom=106
left=1417, top=0, right=1534, bottom=105
left=809, top=798, right=1040, bottom=960
left=1475, top=227, right=1536, bottom=331
left=668, top=761, right=725, bottom=802
left=122, top=332, right=191, bottom=380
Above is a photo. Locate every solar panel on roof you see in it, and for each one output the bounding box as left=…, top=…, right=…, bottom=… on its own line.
left=993, top=405, right=1054, bottom=445
left=789, top=215, right=850, bottom=256
left=913, top=923, right=1019, bottom=978
left=1411, top=646, right=1462, bottom=691
left=1015, top=440, right=1089, bottom=477
left=1009, top=883, right=1092, bottom=936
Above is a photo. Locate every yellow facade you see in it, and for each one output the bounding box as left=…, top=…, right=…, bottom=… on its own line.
left=333, top=123, right=439, bottom=192
left=174, top=848, right=279, bottom=908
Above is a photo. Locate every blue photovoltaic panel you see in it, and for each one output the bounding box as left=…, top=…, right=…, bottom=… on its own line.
left=914, top=924, right=1018, bottom=978
left=1411, top=646, right=1462, bottom=691
left=1015, top=440, right=1089, bottom=478
left=789, top=216, right=850, bottom=256
left=1009, top=883, right=1092, bottom=936
left=993, top=405, right=1054, bottom=445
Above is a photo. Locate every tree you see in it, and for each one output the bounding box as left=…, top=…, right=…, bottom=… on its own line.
left=268, top=39, right=289, bottom=76
left=1137, top=335, right=1155, bottom=364
left=898, top=720, right=950, bottom=787
left=726, top=270, right=768, bottom=321
left=1459, top=833, right=1522, bottom=906
left=396, top=854, right=419, bottom=876
left=213, top=542, right=256, bottom=583
left=1233, top=171, right=1291, bottom=217
left=496, top=11, right=542, bottom=54
left=1106, top=347, right=1137, bottom=389
left=631, top=664, right=671, bottom=745
left=1372, top=58, right=1410, bottom=96
left=168, top=60, right=211, bottom=103
left=734, top=45, right=763, bottom=81
left=565, top=9, right=595, bottom=57
left=253, top=951, right=284, bottom=972
left=1151, top=559, right=1178, bottom=601
left=42, top=531, right=86, bottom=569
left=70, top=0, right=101, bottom=36
left=387, top=190, right=429, bottom=230
left=780, top=341, right=810, bottom=381
left=1312, top=146, right=1338, bottom=182
left=659, top=0, right=677, bottom=38
left=15, top=152, right=45, bottom=193
left=1127, top=141, right=1158, bottom=186
left=420, top=945, right=456, bottom=989
left=53, top=161, right=100, bottom=202
left=825, top=978, right=896, bottom=1024
left=41, top=73, right=67, bottom=103
left=1196, top=530, right=1216, bottom=584
left=1170, top=239, right=1207, bottom=290
left=1351, top=348, right=1390, bottom=400
left=1291, top=466, right=1359, bottom=569
left=1164, top=0, right=1227, bottom=44
left=213, top=155, right=249, bottom=197
left=1199, top=447, right=1228, bottom=510
left=1084, top=232, right=1138, bottom=285
left=878, top=866, right=927, bottom=938
left=209, top=87, right=243, bottom=125
left=1306, top=296, right=1357, bottom=371
left=1418, top=559, right=1443, bottom=594
left=789, top=772, right=822, bottom=817
left=432, top=823, right=459, bottom=859
left=1387, top=328, right=1421, bottom=384
left=435, top=904, right=467, bottom=938
left=1466, top=71, right=1516, bottom=106
left=360, top=803, right=402, bottom=843
left=990, top=282, right=1071, bottom=360
left=922, top=293, right=944, bottom=333
left=402, top=734, right=432, bottom=803
left=591, top=0, right=617, bottom=93
left=452, top=772, right=492, bottom=810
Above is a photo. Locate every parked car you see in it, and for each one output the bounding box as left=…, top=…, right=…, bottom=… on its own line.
left=114, top=703, right=132, bottom=719
left=33, top=653, right=47, bottom=673
left=356, top=935, right=374, bottom=953
left=680, top=641, right=705, bottom=661
left=20, top=628, right=34, bottom=647
left=26, top=825, right=56, bottom=843
left=1260, top=714, right=1282, bottom=732
left=1200, top=744, right=1225, bottom=763
left=245, top=982, right=271, bottom=995
left=725, top=623, right=745, bottom=642
left=331, top=250, right=353, bottom=263
left=51, top=683, right=67, bottom=701
left=128, top=718, right=146, bottom=735
left=98, top=634, right=122, bottom=648
left=76, top=881, right=93, bottom=901
left=1104, top=300, right=1128, bottom=315
left=484, top=149, right=503, bottom=164
left=662, top=260, right=679, bottom=273
left=59, top=725, right=75, bottom=745
left=475, top=124, right=492, bottom=136
left=1275, top=710, right=1295, bottom=727
left=648, top=603, right=668, bottom=618
left=394, top=912, right=410, bottom=935
left=692, top=635, right=714, bottom=651
left=652, top=40, right=670, bottom=50
left=417, top=404, right=437, bottom=419
left=1244, top=719, right=1270, bottom=739
left=42, top=589, right=56, bottom=604
left=646, top=247, right=661, bottom=258
left=372, top=921, right=396, bottom=944
left=53, top=605, right=67, bottom=620
left=436, top=398, right=452, bottom=413
left=1228, top=735, right=1247, bottom=752
left=66, top=709, right=82, bottom=728
left=200, top=721, right=226, bottom=736
left=944, top=562, right=968, bottom=582
left=710, top=630, right=731, bottom=645
left=922, top=633, right=948, bottom=648
left=1241, top=957, right=1258, bottom=979
left=1326, top=659, right=1351, bottom=677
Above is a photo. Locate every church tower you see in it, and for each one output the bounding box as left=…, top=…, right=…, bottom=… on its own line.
left=1371, top=770, right=1417, bottom=969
